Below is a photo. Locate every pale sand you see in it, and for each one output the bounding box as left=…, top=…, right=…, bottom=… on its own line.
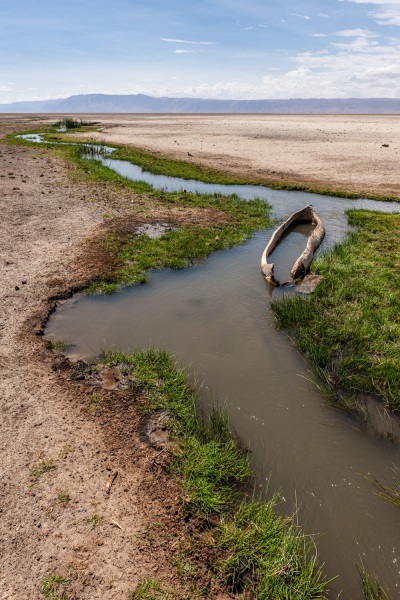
left=77, top=114, right=400, bottom=199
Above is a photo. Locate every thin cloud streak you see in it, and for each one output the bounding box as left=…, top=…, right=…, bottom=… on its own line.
left=161, top=38, right=217, bottom=45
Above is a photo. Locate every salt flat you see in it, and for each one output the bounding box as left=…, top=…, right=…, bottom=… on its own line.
left=83, top=113, right=400, bottom=199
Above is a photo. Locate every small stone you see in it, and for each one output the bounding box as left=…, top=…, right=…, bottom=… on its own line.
left=15, top=285, right=20, bottom=291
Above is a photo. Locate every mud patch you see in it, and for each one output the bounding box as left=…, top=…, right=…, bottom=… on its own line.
left=135, top=222, right=175, bottom=238
left=141, top=409, right=171, bottom=447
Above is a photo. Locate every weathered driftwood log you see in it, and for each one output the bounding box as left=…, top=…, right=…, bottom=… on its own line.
left=260, top=205, right=325, bottom=286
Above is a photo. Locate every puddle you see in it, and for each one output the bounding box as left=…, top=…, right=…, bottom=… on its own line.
left=22, top=132, right=400, bottom=598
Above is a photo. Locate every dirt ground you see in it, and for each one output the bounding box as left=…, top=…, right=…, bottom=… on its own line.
left=0, top=116, right=230, bottom=599
left=71, top=113, right=400, bottom=199
left=1, top=112, right=398, bottom=599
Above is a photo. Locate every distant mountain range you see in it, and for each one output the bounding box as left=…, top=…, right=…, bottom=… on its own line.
left=1, top=93, right=400, bottom=114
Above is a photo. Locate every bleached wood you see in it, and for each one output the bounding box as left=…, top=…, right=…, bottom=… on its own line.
left=261, top=205, right=325, bottom=286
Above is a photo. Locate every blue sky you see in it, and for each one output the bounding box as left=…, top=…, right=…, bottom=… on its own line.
left=1, top=0, right=400, bottom=102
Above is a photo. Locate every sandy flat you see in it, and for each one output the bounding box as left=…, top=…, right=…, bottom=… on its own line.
left=76, top=113, right=400, bottom=199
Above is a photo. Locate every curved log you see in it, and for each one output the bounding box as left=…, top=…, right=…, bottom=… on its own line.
left=261, top=205, right=325, bottom=286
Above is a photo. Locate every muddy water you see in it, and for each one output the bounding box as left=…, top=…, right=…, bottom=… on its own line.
left=24, top=133, right=400, bottom=597
left=46, top=243, right=400, bottom=598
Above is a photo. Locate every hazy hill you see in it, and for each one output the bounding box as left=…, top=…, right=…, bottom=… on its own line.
left=1, top=93, right=400, bottom=113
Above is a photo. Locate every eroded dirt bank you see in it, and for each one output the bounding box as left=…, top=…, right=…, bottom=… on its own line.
left=0, top=118, right=229, bottom=599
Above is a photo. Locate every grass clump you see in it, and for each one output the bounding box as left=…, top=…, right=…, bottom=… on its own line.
left=39, top=575, right=67, bottom=599
left=271, top=210, right=400, bottom=411
left=87, top=513, right=102, bottom=529
left=49, top=339, right=68, bottom=352
left=131, top=578, right=171, bottom=599
left=100, top=348, right=327, bottom=598
left=31, top=459, right=56, bottom=483
left=364, top=465, right=400, bottom=507
left=53, top=117, right=96, bottom=130
left=357, top=567, right=390, bottom=600
left=72, top=138, right=111, bottom=158
left=217, top=500, right=326, bottom=599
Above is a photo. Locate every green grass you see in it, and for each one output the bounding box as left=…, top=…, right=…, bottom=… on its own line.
left=97, top=348, right=327, bottom=598
left=39, top=575, right=67, bottom=599
left=87, top=513, right=102, bottom=529
left=53, top=117, right=97, bottom=130
left=131, top=578, right=172, bottom=600
left=271, top=210, right=400, bottom=411
left=217, top=500, right=326, bottom=599
left=357, top=567, right=391, bottom=600
left=364, top=466, right=400, bottom=507
left=31, top=459, right=56, bottom=483
left=49, top=339, right=68, bottom=352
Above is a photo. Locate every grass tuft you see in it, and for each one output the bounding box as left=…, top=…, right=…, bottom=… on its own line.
left=53, top=117, right=96, bottom=130
left=363, top=465, right=400, bottom=507
left=130, top=578, right=171, bottom=599
left=217, top=499, right=327, bottom=599
left=39, top=574, right=67, bottom=599
left=357, top=567, right=390, bottom=600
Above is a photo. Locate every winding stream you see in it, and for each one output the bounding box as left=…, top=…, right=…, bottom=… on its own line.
left=20, top=134, right=400, bottom=598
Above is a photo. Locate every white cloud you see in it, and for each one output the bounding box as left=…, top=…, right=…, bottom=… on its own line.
left=318, top=13, right=330, bottom=18
left=174, top=49, right=193, bottom=54
left=291, top=13, right=311, bottom=20
left=153, top=32, right=400, bottom=99
left=312, top=33, right=328, bottom=37
left=334, top=27, right=378, bottom=36
left=343, top=0, right=400, bottom=4
left=161, top=38, right=216, bottom=45
left=342, top=0, right=400, bottom=25
left=370, top=8, right=400, bottom=24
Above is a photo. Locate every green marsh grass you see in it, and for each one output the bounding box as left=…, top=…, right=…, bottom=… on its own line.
left=364, top=465, right=400, bottom=507
left=99, top=348, right=327, bottom=598
left=72, top=138, right=110, bottom=158
left=272, top=210, right=400, bottom=411
left=357, top=567, right=390, bottom=600
left=53, top=117, right=96, bottom=130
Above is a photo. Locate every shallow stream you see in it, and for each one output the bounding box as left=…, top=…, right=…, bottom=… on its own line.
left=21, top=134, right=400, bottom=598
